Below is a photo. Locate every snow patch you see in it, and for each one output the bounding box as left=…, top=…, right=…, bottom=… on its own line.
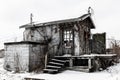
left=0, top=58, right=120, bottom=80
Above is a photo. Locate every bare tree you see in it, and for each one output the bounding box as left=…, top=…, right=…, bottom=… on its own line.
left=109, top=39, right=120, bottom=62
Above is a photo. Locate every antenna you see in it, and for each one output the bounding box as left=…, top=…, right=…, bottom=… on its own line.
left=30, top=13, right=33, bottom=24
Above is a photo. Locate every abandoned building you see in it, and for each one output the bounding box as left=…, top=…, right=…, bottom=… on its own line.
left=4, top=11, right=116, bottom=73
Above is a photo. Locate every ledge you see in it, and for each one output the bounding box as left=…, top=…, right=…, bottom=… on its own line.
left=4, top=41, right=47, bottom=45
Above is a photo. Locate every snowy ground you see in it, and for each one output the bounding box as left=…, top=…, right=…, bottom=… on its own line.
left=0, top=58, right=120, bottom=80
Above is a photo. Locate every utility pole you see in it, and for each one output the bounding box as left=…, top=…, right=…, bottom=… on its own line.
left=30, top=13, right=33, bottom=25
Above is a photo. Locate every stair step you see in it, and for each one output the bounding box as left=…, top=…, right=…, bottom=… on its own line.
left=43, top=69, right=58, bottom=73
left=49, top=62, right=64, bottom=66
left=47, top=65, right=61, bottom=69
left=52, top=59, right=66, bottom=63
left=43, top=57, right=67, bottom=74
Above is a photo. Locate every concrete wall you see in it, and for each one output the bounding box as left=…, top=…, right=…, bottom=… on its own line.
left=29, top=43, right=46, bottom=71
left=4, top=42, right=29, bottom=72
left=4, top=41, right=46, bottom=72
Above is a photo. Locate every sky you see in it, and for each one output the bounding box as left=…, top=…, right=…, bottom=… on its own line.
left=0, top=0, right=120, bottom=49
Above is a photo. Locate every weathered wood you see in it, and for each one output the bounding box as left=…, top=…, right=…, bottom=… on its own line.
left=45, top=53, right=47, bottom=69
left=69, top=58, right=73, bottom=68
left=20, top=14, right=95, bottom=29
left=92, top=33, right=106, bottom=54
left=88, top=58, right=91, bottom=69
left=24, top=78, right=45, bottom=80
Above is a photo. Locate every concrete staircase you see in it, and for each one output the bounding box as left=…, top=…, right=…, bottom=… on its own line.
left=43, top=58, right=67, bottom=74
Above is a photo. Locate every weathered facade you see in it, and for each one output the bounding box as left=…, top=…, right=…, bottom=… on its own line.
left=21, top=14, right=94, bottom=56
left=4, top=12, right=116, bottom=73
left=91, top=33, right=106, bottom=54
left=4, top=41, right=46, bottom=72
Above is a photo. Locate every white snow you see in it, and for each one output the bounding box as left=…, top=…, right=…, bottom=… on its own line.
left=0, top=58, right=120, bottom=80
left=63, top=54, right=72, bottom=57
left=81, top=54, right=117, bottom=57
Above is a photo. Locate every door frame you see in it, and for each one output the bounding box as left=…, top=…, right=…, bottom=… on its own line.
left=61, top=28, right=74, bottom=56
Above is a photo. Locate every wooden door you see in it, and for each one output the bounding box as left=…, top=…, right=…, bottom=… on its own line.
left=62, top=29, right=74, bottom=56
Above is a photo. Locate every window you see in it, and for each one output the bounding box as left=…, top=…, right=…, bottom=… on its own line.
left=64, top=30, right=73, bottom=41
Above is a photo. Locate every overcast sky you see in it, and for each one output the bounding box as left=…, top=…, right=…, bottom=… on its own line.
left=0, top=0, right=120, bottom=49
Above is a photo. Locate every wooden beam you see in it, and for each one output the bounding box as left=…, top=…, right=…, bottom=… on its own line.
left=88, top=58, right=92, bottom=69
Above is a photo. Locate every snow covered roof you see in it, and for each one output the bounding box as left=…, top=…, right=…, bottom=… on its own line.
left=19, top=13, right=95, bottom=29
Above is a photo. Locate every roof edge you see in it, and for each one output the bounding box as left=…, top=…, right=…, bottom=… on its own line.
left=19, top=13, right=95, bottom=29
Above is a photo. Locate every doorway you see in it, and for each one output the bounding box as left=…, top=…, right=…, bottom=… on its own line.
left=62, top=29, right=74, bottom=56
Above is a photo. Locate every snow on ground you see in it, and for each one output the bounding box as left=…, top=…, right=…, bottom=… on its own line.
left=0, top=58, right=120, bottom=80
left=0, top=58, right=30, bottom=80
